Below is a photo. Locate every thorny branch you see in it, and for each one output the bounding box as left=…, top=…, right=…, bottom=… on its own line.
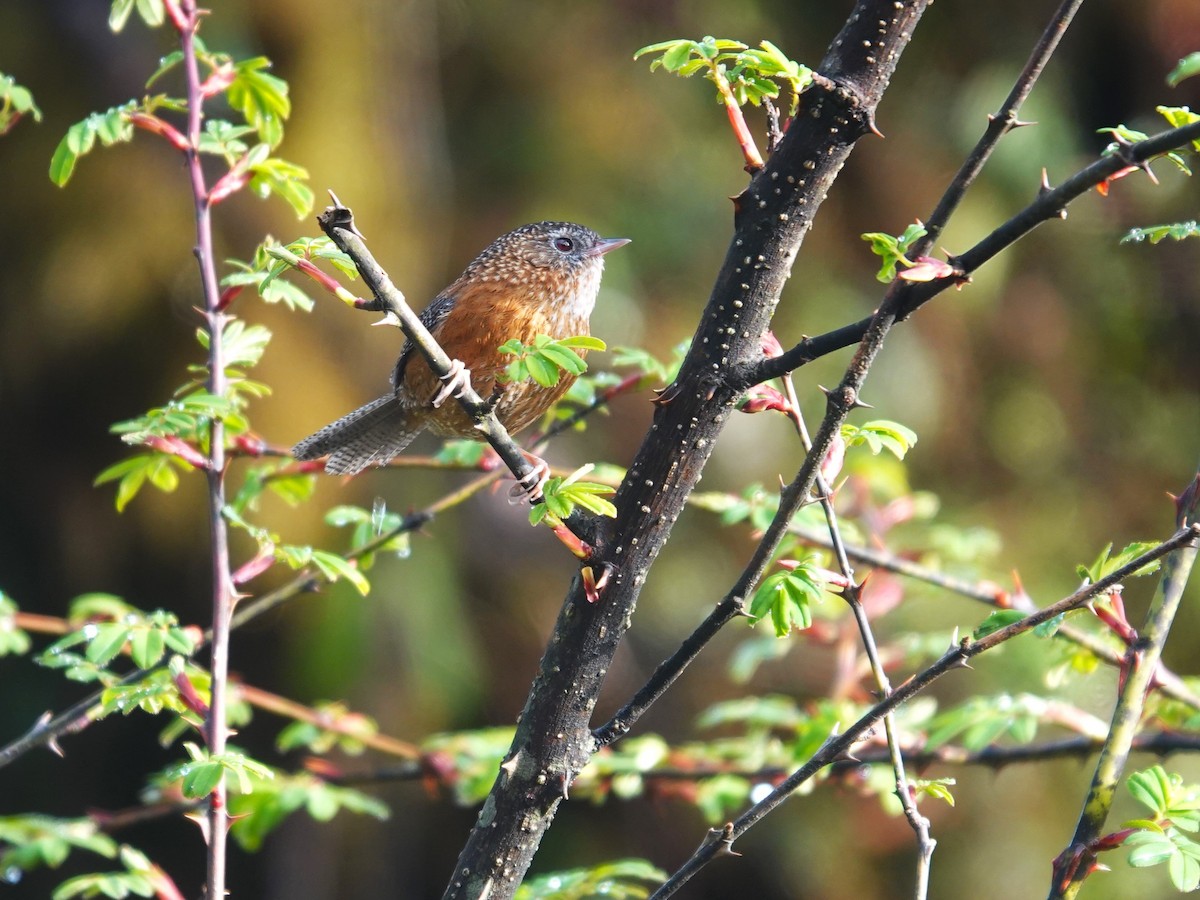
left=648, top=527, right=1199, bottom=899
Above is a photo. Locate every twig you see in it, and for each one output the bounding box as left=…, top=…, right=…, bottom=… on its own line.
left=314, top=198, right=602, bottom=545
left=782, top=520, right=1200, bottom=710
left=331, top=730, right=1200, bottom=790
left=169, top=2, right=236, bottom=894
left=754, top=115, right=1200, bottom=385
left=235, top=683, right=420, bottom=759
left=921, top=0, right=1086, bottom=249
left=648, top=527, right=1198, bottom=898
left=783, top=383, right=935, bottom=898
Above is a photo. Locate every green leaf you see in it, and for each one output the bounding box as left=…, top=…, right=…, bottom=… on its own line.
left=1127, top=830, right=1177, bottom=867
left=749, top=567, right=824, bottom=636
left=1129, top=766, right=1173, bottom=816
left=248, top=154, right=313, bottom=218
left=1077, top=540, right=1162, bottom=584
left=0, top=73, right=43, bottom=134
left=85, top=622, right=132, bottom=667
left=227, top=57, right=291, bottom=147
left=862, top=223, right=927, bottom=282
left=973, top=609, right=1025, bottom=640
left=842, top=419, right=918, bottom=459
left=310, top=550, right=370, bottom=596
left=129, top=627, right=165, bottom=669
left=1168, top=52, right=1200, bottom=87
left=516, top=858, right=666, bottom=900
left=1122, top=221, right=1200, bottom=244
left=49, top=102, right=137, bottom=186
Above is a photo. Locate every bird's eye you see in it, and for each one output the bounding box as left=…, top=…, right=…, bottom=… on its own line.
left=553, top=236, right=575, bottom=253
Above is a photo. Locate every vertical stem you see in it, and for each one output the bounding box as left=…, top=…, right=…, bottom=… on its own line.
left=177, top=3, right=233, bottom=896
left=1048, top=467, right=1200, bottom=900
left=782, top=378, right=934, bottom=898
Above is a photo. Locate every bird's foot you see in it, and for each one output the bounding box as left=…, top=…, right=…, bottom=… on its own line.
left=431, top=359, right=472, bottom=408
left=508, top=452, right=551, bottom=503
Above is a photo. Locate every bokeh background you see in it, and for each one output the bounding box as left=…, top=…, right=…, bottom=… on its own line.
left=2, top=0, right=1199, bottom=897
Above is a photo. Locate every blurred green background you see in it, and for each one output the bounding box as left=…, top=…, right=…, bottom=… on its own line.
left=1, top=0, right=1199, bottom=897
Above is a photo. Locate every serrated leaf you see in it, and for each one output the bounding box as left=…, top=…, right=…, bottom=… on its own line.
left=85, top=622, right=131, bottom=666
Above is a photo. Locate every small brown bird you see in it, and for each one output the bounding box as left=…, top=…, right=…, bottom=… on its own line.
left=293, top=221, right=629, bottom=477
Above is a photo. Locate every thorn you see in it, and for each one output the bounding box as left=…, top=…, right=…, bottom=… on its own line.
left=1011, top=118, right=1036, bottom=129
left=703, top=823, right=743, bottom=858
left=864, top=111, right=885, bottom=139
left=848, top=395, right=874, bottom=411
left=186, top=806, right=212, bottom=845
left=651, top=382, right=683, bottom=407
left=581, top=563, right=613, bottom=603
left=1039, top=168, right=1053, bottom=194
left=561, top=770, right=572, bottom=800
left=731, top=600, right=754, bottom=619
left=325, top=189, right=366, bottom=240
left=499, top=753, right=520, bottom=782
left=371, top=311, right=403, bottom=328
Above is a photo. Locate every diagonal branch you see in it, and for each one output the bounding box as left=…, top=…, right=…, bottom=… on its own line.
left=648, top=526, right=1199, bottom=898
left=754, top=114, right=1200, bottom=384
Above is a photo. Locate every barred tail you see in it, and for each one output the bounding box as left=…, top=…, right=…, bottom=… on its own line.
left=292, top=395, right=422, bottom=475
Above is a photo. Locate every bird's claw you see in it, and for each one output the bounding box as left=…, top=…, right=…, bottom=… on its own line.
left=431, top=359, right=472, bottom=408
left=509, top=456, right=551, bottom=504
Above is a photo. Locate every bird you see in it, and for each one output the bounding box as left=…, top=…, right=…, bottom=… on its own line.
left=292, top=221, right=630, bottom=486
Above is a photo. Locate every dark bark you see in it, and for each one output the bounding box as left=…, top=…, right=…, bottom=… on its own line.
left=441, top=2, right=933, bottom=897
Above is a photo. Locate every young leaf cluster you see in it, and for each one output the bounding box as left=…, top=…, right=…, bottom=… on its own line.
left=862, top=222, right=928, bottom=282
left=37, top=598, right=194, bottom=684
left=529, top=465, right=617, bottom=527
left=1124, top=766, right=1200, bottom=892
left=0, top=72, right=42, bottom=136
left=634, top=36, right=811, bottom=116
left=49, top=29, right=311, bottom=218
left=499, top=335, right=606, bottom=388
left=749, top=558, right=831, bottom=636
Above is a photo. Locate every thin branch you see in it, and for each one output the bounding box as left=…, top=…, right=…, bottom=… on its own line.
left=172, top=2, right=236, bottom=894
left=648, top=527, right=1198, bottom=899
left=778, top=520, right=1200, bottom=709
left=234, top=683, right=421, bottom=759
left=330, top=730, right=1200, bottom=794
left=754, top=115, right=1200, bottom=384
left=785, top=389, right=935, bottom=898
left=314, top=200, right=602, bottom=544
left=921, top=0, right=1086, bottom=249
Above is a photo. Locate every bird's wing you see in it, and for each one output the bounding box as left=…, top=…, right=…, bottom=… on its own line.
left=391, top=291, right=457, bottom=389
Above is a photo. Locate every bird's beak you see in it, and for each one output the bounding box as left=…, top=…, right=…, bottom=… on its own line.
left=589, top=237, right=631, bottom=257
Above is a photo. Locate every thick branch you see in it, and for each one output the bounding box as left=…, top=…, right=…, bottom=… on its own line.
left=442, top=3, right=933, bottom=897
